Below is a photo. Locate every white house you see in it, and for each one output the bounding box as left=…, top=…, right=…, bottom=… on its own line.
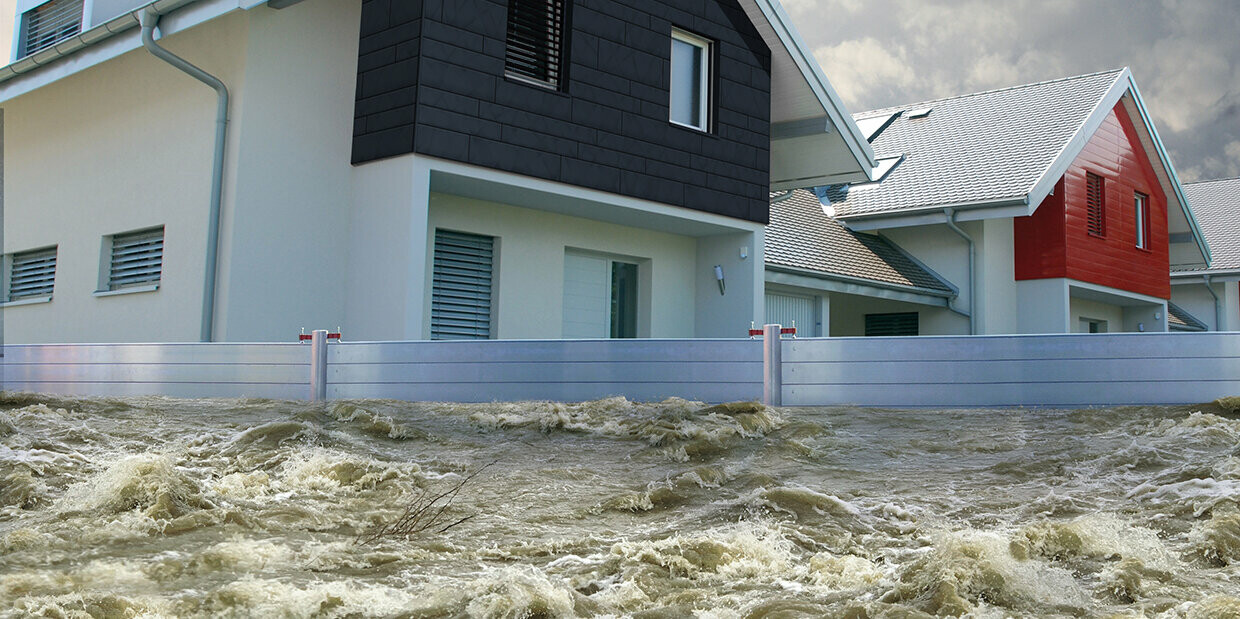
left=1170, top=177, right=1240, bottom=331
left=764, top=70, right=1212, bottom=336
left=0, top=0, right=878, bottom=344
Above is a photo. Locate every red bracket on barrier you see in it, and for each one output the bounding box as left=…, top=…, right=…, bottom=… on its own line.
left=299, top=331, right=343, bottom=342
left=781, top=327, right=796, bottom=336
left=748, top=329, right=764, bottom=337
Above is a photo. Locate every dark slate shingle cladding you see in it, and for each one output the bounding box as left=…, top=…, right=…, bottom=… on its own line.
left=1176, top=177, right=1240, bottom=273
left=825, top=70, right=1124, bottom=218
left=352, top=0, right=772, bottom=224
left=766, top=189, right=954, bottom=293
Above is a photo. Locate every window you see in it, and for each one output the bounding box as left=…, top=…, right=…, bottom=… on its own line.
left=504, top=0, right=567, bottom=88
left=1086, top=172, right=1105, bottom=237
left=106, top=227, right=164, bottom=291
left=18, top=0, right=83, bottom=58
left=563, top=252, right=639, bottom=339
left=669, top=29, right=711, bottom=131
left=1134, top=192, right=1149, bottom=249
left=6, top=246, right=56, bottom=301
left=864, top=312, right=918, bottom=336
left=1079, top=318, right=1108, bottom=333
left=431, top=230, right=495, bottom=340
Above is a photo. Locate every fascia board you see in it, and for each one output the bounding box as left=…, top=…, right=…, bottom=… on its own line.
left=765, top=265, right=953, bottom=306
left=1170, top=269, right=1240, bottom=282
left=1023, top=69, right=1130, bottom=217
left=746, top=0, right=878, bottom=177
left=1124, top=74, right=1213, bottom=266
left=838, top=198, right=1029, bottom=230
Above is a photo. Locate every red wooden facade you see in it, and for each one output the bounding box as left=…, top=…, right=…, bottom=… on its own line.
left=1014, top=103, right=1170, bottom=299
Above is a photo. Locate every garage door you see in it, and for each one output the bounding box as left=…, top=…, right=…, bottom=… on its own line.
left=765, top=292, right=816, bottom=336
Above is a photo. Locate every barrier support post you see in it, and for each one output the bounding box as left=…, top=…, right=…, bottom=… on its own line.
left=310, top=329, right=328, bottom=402
left=763, top=323, right=782, bottom=407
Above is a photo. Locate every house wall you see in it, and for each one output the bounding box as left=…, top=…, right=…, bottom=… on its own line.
left=827, top=292, right=957, bottom=337
left=352, top=0, right=772, bottom=223
left=1172, top=279, right=1240, bottom=331
left=215, top=0, right=360, bottom=341
left=1069, top=297, right=1124, bottom=332
left=1, top=11, right=249, bottom=343
left=425, top=192, right=698, bottom=339
left=1015, top=103, right=1170, bottom=300
left=879, top=225, right=971, bottom=334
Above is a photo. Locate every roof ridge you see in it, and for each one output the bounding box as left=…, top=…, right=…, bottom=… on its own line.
left=854, top=68, right=1127, bottom=118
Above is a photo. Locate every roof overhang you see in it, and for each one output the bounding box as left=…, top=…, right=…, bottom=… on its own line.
left=738, top=0, right=877, bottom=190
left=765, top=264, right=954, bottom=307
left=835, top=69, right=1214, bottom=268
left=1170, top=269, right=1240, bottom=283
left=0, top=0, right=276, bottom=103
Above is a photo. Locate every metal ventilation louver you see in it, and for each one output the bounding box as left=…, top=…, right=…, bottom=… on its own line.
left=1086, top=172, right=1105, bottom=237
left=431, top=230, right=494, bottom=340
left=20, top=0, right=84, bottom=58
left=504, top=0, right=565, bottom=88
left=108, top=227, right=164, bottom=290
left=8, top=247, right=56, bottom=300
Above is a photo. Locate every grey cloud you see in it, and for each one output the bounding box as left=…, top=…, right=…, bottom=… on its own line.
left=785, top=0, right=1240, bottom=182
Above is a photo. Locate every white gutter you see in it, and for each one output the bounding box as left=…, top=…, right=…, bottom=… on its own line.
left=944, top=208, right=976, bottom=335
left=0, top=0, right=203, bottom=85
left=139, top=7, right=229, bottom=342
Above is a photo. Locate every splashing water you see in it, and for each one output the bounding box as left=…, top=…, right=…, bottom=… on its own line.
left=2, top=393, right=1240, bottom=617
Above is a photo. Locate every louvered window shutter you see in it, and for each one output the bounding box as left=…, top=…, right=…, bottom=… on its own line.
left=505, top=0, right=566, bottom=87
left=9, top=247, right=57, bottom=300
left=20, top=0, right=83, bottom=58
left=1086, top=172, right=1105, bottom=237
left=431, top=231, right=494, bottom=340
left=864, top=312, right=919, bottom=336
left=109, top=228, right=164, bottom=290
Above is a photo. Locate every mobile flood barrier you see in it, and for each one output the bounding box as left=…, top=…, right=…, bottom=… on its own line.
left=3, top=330, right=1239, bottom=408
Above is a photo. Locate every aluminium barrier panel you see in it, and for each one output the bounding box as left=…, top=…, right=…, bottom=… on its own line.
left=0, top=342, right=309, bottom=399
left=327, top=339, right=764, bottom=403
left=781, top=332, right=1240, bottom=407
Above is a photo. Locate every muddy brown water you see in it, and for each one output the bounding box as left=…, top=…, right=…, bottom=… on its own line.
left=2, top=392, right=1239, bottom=617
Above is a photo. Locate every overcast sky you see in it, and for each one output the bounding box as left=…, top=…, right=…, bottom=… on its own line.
left=783, top=0, right=1240, bottom=183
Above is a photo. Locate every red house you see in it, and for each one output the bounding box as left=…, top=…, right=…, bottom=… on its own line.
left=765, top=69, right=1212, bottom=336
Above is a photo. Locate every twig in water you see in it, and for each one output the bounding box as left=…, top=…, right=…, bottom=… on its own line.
left=356, top=460, right=496, bottom=544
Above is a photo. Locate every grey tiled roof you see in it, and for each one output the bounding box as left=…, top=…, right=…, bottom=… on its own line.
left=826, top=70, right=1125, bottom=218
left=1167, top=302, right=1207, bottom=331
left=1175, top=178, right=1240, bottom=273
left=766, top=189, right=954, bottom=294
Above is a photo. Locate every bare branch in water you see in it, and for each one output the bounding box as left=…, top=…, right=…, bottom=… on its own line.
left=356, top=460, right=496, bottom=545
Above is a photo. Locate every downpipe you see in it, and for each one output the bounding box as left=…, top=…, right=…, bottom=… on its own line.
left=1204, top=274, right=1222, bottom=330
left=139, top=8, right=229, bottom=342
left=944, top=208, right=976, bottom=335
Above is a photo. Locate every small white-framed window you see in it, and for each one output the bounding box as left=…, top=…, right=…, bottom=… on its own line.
left=1134, top=191, right=1149, bottom=249
left=101, top=226, right=164, bottom=292
left=4, top=246, right=57, bottom=302
left=669, top=28, right=711, bottom=132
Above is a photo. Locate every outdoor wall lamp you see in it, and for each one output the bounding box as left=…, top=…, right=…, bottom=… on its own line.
left=714, top=265, right=726, bottom=295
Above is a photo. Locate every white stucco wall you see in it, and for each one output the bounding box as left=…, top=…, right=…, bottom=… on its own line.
left=1016, top=278, right=1070, bottom=333
left=878, top=224, right=971, bottom=334
left=425, top=193, right=698, bottom=340
left=1172, top=278, right=1240, bottom=331
left=215, top=0, right=358, bottom=341
left=975, top=218, right=1017, bottom=334
left=2, top=11, right=248, bottom=343
left=1070, top=297, right=1124, bottom=333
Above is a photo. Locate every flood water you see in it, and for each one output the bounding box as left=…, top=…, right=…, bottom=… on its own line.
left=2, top=392, right=1240, bottom=618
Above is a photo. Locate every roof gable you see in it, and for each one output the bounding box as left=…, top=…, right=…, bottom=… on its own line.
left=1175, top=177, right=1240, bottom=273
left=827, top=69, right=1125, bottom=221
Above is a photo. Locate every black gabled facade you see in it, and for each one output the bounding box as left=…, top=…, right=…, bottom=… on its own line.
left=353, top=0, right=772, bottom=223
